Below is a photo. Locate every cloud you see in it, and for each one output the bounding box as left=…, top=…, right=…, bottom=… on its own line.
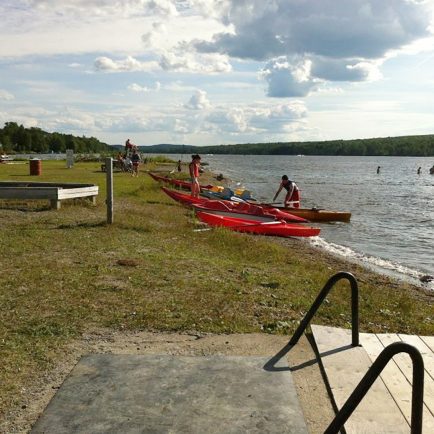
left=205, top=101, right=306, bottom=134
left=206, top=108, right=249, bottom=133
left=22, top=0, right=178, bottom=19
left=159, top=51, right=231, bottom=73
left=128, top=82, right=161, bottom=92
left=190, top=0, right=434, bottom=95
left=184, top=90, right=211, bottom=110
left=260, top=57, right=317, bottom=97
left=0, top=89, right=14, bottom=100
left=195, top=0, right=433, bottom=61
left=94, top=56, right=159, bottom=72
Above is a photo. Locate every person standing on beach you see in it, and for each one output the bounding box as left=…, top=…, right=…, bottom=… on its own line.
left=377, top=166, right=381, bottom=174
left=273, top=175, right=300, bottom=208
left=417, top=167, right=422, bottom=175
left=189, top=154, right=201, bottom=197
left=131, top=149, right=141, bottom=177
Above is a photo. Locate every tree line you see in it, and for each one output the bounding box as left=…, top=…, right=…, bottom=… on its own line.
left=140, top=135, right=434, bottom=156
left=2, top=121, right=434, bottom=156
left=0, top=122, right=110, bottom=154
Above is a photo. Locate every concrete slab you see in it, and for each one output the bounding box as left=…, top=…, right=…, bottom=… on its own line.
left=31, top=354, right=308, bottom=434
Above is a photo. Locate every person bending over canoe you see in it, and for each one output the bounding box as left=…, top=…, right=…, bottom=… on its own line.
left=273, top=175, right=300, bottom=208
left=189, top=154, right=201, bottom=197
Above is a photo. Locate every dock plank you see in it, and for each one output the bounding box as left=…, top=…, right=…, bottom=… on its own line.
left=360, top=333, right=412, bottom=423
left=361, top=333, right=434, bottom=433
left=377, top=334, right=434, bottom=418
left=312, top=325, right=408, bottom=433
left=398, top=334, right=434, bottom=379
left=421, top=336, right=434, bottom=353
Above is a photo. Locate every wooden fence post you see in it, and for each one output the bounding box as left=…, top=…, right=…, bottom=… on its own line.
left=106, top=157, right=113, bottom=224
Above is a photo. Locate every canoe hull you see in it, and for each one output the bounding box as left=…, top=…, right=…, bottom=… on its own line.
left=162, top=187, right=306, bottom=223
left=261, top=205, right=351, bottom=222
left=196, top=211, right=320, bottom=238
left=149, top=173, right=212, bottom=190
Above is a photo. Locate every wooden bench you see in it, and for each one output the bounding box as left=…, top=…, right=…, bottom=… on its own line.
left=0, top=182, right=99, bottom=209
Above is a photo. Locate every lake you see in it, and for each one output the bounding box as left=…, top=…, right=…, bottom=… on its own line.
left=197, top=154, right=434, bottom=290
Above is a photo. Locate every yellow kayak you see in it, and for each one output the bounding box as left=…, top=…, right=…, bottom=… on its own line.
left=262, top=205, right=351, bottom=222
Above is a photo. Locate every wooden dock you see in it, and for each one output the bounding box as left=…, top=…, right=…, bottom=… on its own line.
left=312, top=325, right=434, bottom=433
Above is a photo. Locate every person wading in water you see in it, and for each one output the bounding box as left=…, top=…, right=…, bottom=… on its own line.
left=273, top=175, right=300, bottom=208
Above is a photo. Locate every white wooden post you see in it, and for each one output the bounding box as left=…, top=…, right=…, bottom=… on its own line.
left=106, top=157, right=113, bottom=224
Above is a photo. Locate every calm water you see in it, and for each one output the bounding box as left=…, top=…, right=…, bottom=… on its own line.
left=200, top=155, right=434, bottom=289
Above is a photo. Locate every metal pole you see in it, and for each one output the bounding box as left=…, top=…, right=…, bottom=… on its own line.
left=106, top=157, right=113, bottom=224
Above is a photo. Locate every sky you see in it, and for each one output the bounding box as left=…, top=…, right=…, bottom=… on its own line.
left=1, top=0, right=434, bottom=147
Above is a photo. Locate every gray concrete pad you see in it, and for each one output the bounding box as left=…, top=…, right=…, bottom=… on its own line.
left=31, top=355, right=308, bottom=434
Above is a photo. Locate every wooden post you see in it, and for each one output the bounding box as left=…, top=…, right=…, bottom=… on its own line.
left=106, top=157, right=113, bottom=224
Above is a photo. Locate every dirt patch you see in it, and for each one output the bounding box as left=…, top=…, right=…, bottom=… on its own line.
left=2, top=330, right=333, bottom=434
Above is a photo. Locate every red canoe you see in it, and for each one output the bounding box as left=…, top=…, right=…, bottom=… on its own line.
left=196, top=211, right=320, bottom=238
left=192, top=202, right=307, bottom=223
left=161, top=187, right=307, bottom=223
left=149, top=172, right=213, bottom=190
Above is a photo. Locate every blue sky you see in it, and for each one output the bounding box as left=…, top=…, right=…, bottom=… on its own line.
left=1, top=0, right=434, bottom=146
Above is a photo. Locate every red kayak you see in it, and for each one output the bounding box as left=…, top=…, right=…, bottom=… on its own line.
left=161, top=186, right=204, bottom=205
left=149, top=172, right=213, bottom=190
left=161, top=187, right=307, bottom=223
left=196, top=211, right=320, bottom=238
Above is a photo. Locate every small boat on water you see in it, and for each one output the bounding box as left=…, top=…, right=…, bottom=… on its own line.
left=196, top=211, right=321, bottom=238
left=259, top=204, right=351, bottom=222
left=161, top=187, right=306, bottom=223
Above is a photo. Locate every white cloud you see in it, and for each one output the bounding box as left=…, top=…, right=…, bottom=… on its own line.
left=128, top=82, right=161, bottom=92
left=196, top=0, right=433, bottom=61
left=260, top=57, right=317, bottom=97
left=159, top=51, right=231, bottom=73
left=184, top=90, right=211, bottom=110
left=191, top=0, right=434, bottom=94
left=0, top=89, right=14, bottom=100
left=206, top=108, right=249, bottom=133
left=205, top=101, right=306, bottom=134
left=94, top=56, right=159, bottom=72
left=20, top=0, right=178, bottom=19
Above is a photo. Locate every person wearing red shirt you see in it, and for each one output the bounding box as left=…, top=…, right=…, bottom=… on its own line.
left=189, top=154, right=201, bottom=197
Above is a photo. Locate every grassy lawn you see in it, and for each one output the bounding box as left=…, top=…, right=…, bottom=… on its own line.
left=0, top=159, right=433, bottom=418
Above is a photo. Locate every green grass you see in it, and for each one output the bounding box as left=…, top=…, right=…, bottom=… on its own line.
left=0, top=159, right=433, bottom=417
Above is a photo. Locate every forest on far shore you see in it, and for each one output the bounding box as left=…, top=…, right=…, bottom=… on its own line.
left=138, top=135, right=434, bottom=156
left=0, top=122, right=110, bottom=154
left=1, top=121, right=434, bottom=156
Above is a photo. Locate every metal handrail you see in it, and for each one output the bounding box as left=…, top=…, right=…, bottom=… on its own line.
left=289, top=271, right=359, bottom=346
left=325, top=342, right=425, bottom=434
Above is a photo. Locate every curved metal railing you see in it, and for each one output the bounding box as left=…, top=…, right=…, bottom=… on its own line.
left=325, top=342, right=425, bottom=434
left=289, top=271, right=359, bottom=347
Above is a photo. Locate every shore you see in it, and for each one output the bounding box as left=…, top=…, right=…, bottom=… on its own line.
left=0, top=160, right=432, bottom=432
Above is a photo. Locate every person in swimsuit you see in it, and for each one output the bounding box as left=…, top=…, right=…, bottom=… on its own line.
left=273, top=175, right=300, bottom=208
left=189, top=154, right=201, bottom=197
